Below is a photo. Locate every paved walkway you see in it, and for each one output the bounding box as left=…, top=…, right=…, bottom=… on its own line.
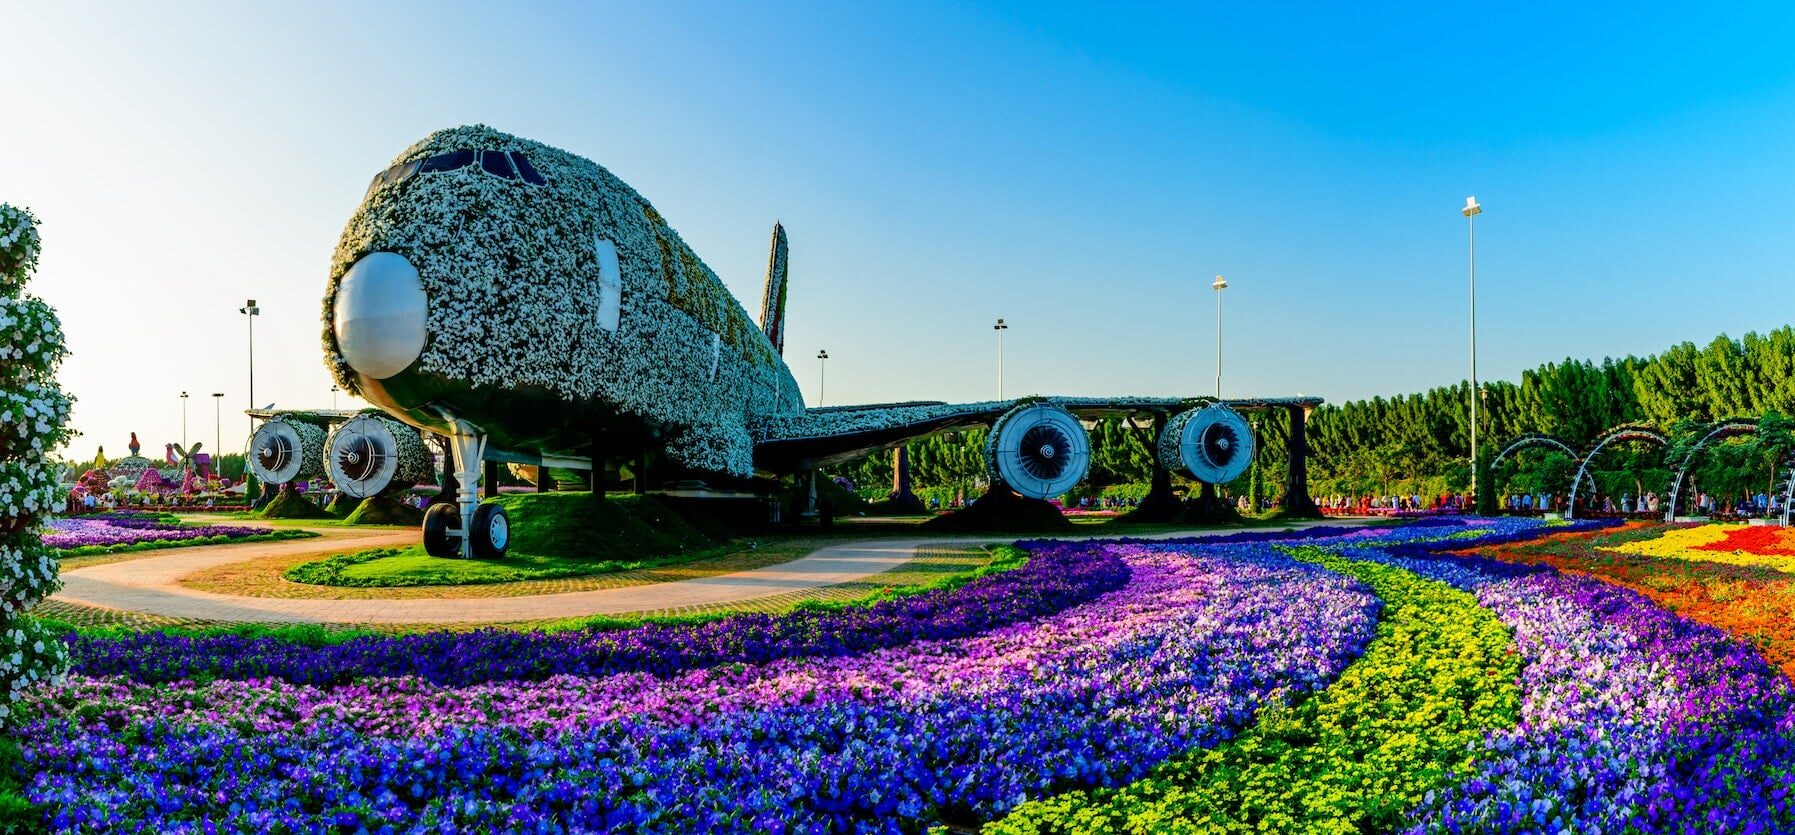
left=50, top=520, right=1358, bottom=625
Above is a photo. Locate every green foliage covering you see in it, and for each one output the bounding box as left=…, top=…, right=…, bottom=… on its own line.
left=325, top=493, right=359, bottom=517
left=256, top=489, right=334, bottom=520
left=342, top=495, right=425, bottom=526
left=487, top=493, right=727, bottom=558
left=989, top=547, right=1521, bottom=834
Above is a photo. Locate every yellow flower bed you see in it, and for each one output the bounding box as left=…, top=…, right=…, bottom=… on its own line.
left=1610, top=524, right=1795, bottom=572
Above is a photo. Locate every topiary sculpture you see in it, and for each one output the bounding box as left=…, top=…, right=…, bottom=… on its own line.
left=0, top=203, right=72, bottom=724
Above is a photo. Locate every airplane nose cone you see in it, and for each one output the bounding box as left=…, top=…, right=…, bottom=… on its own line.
left=334, top=251, right=427, bottom=379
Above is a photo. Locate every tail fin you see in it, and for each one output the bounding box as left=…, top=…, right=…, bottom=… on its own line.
left=759, top=221, right=789, bottom=355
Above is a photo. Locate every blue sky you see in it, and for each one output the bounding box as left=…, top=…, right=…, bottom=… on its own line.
left=6, top=2, right=1795, bottom=457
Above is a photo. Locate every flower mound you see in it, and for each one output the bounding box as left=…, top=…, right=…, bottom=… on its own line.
left=20, top=541, right=1377, bottom=831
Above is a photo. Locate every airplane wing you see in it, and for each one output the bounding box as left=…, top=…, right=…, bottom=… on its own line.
left=748, top=395, right=1322, bottom=472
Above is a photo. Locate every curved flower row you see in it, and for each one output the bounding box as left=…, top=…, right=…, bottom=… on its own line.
left=1325, top=529, right=1795, bottom=832
left=66, top=540, right=1131, bottom=685
left=989, top=544, right=1523, bottom=834
left=1491, top=524, right=1795, bottom=682
left=21, top=542, right=1379, bottom=832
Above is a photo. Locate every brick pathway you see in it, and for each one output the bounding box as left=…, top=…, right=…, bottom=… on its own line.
left=49, top=521, right=1357, bottom=625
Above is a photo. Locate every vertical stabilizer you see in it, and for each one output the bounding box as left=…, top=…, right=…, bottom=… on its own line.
left=759, top=222, right=789, bottom=355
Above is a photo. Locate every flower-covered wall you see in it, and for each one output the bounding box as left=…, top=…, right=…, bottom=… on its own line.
left=322, top=125, right=804, bottom=478
left=0, top=204, right=72, bottom=722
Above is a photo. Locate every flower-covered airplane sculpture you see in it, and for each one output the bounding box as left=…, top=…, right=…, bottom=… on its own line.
left=298, top=125, right=1317, bottom=558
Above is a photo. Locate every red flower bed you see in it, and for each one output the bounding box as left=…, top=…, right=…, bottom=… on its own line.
left=1693, top=525, right=1795, bottom=556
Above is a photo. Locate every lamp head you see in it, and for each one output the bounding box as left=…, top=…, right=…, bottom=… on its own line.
left=1212, top=274, right=1228, bottom=290
left=994, top=318, right=1007, bottom=331
left=817, top=349, right=828, bottom=360
left=211, top=392, right=223, bottom=399
left=1461, top=196, right=1482, bottom=217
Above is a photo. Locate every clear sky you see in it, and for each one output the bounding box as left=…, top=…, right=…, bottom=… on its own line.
left=7, top=2, right=1795, bottom=460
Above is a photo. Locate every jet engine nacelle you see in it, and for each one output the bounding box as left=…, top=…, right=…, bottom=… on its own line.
left=985, top=403, right=1091, bottom=500
left=1159, top=404, right=1255, bottom=485
left=248, top=416, right=326, bottom=486
left=324, top=414, right=434, bottom=499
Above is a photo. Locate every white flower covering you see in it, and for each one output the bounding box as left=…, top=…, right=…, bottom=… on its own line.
left=322, top=126, right=802, bottom=478
left=0, top=296, right=66, bottom=383
left=0, top=202, right=68, bottom=722
left=0, top=205, right=42, bottom=296
left=0, top=381, right=73, bottom=458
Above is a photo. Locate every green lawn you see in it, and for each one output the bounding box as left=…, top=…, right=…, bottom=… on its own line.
left=284, top=542, right=740, bottom=587
left=284, top=493, right=736, bottom=587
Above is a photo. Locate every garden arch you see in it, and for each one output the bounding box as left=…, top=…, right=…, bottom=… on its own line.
left=1488, top=433, right=1595, bottom=507
left=1665, top=420, right=1759, bottom=521
left=1566, top=424, right=1669, bottom=520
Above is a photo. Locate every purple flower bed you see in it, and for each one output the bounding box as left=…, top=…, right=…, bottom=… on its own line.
left=67, top=540, right=1132, bottom=686
left=41, top=514, right=274, bottom=551
left=21, top=542, right=1380, bottom=832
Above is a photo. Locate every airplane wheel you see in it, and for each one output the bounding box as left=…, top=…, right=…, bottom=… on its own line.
left=423, top=504, right=460, bottom=557
left=469, top=503, right=510, bottom=559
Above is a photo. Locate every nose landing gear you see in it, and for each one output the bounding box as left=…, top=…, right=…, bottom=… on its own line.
left=421, top=424, right=511, bottom=559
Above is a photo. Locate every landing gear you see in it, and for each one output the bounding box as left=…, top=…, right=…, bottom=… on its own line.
left=423, top=504, right=459, bottom=557
left=424, top=422, right=510, bottom=559
left=470, top=503, right=510, bottom=559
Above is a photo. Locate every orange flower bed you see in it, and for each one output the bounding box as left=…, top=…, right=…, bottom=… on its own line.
left=1468, top=523, right=1795, bottom=680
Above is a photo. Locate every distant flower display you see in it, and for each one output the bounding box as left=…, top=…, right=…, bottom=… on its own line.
left=39, top=514, right=276, bottom=552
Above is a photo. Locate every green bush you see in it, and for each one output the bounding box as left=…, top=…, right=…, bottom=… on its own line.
left=989, top=547, right=1521, bottom=834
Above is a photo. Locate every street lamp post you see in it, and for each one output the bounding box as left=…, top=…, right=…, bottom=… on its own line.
left=1212, top=275, right=1228, bottom=399
left=330, top=385, right=339, bottom=410
left=211, top=393, right=224, bottom=462
left=993, top=318, right=1008, bottom=400
left=1462, top=196, right=1482, bottom=508
left=180, top=391, right=189, bottom=448
left=816, top=350, right=829, bottom=406
left=239, top=299, right=260, bottom=420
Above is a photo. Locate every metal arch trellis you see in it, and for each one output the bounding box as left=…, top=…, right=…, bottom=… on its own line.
left=1488, top=433, right=1596, bottom=507
left=1566, top=424, right=1670, bottom=520
left=1664, top=419, right=1760, bottom=522
left=1780, top=459, right=1795, bottom=527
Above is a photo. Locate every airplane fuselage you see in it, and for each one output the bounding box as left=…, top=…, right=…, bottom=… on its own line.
left=325, top=125, right=804, bottom=478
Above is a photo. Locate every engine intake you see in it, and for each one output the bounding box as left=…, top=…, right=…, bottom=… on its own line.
left=324, top=414, right=433, bottom=498
left=1159, top=404, right=1255, bottom=485
left=248, top=417, right=326, bottom=486
left=985, top=403, right=1091, bottom=500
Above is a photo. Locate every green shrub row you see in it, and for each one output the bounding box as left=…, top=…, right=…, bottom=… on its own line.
left=987, top=546, right=1520, bottom=835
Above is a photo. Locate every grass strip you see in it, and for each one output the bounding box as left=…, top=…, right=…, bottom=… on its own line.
left=987, top=545, right=1521, bottom=835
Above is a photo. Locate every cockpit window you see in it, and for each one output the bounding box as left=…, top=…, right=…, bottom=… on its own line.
left=365, top=149, right=547, bottom=197
left=510, top=152, right=547, bottom=185
left=480, top=150, right=516, bottom=179
left=419, top=149, right=476, bottom=174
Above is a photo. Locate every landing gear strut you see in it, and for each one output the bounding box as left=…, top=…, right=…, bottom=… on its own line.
left=421, top=424, right=510, bottom=559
